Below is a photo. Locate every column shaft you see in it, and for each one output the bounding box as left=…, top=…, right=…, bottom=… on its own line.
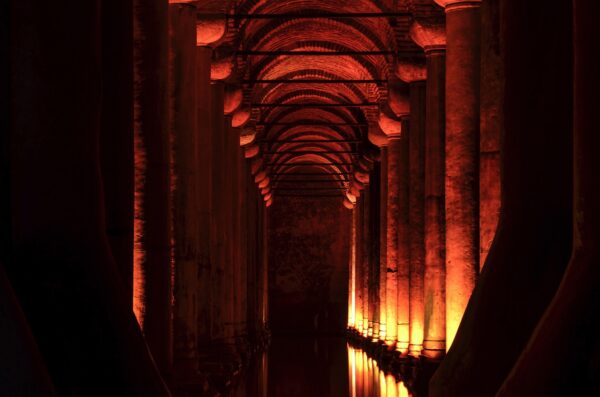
left=8, top=1, right=169, bottom=393
left=377, top=149, right=387, bottom=340
left=196, top=46, right=213, bottom=355
left=361, top=186, right=371, bottom=336
left=133, top=0, right=173, bottom=374
left=169, top=3, right=198, bottom=374
left=423, top=50, right=447, bottom=359
left=396, top=125, right=410, bottom=353
left=479, top=0, right=502, bottom=269
left=430, top=0, right=573, bottom=393
left=385, top=139, right=399, bottom=345
left=100, top=0, right=134, bottom=299
left=408, top=81, right=426, bottom=356
left=444, top=3, right=482, bottom=349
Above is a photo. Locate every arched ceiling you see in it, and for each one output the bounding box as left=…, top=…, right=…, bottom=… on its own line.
left=197, top=0, right=443, bottom=206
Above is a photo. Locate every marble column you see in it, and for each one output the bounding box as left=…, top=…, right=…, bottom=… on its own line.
left=100, top=0, right=134, bottom=300
left=430, top=0, right=573, bottom=393
left=435, top=0, right=482, bottom=349
left=410, top=21, right=447, bottom=360
left=168, top=2, right=198, bottom=375
left=8, top=1, right=170, bottom=393
left=133, top=0, right=173, bottom=375
left=195, top=45, right=213, bottom=358
left=496, top=3, right=600, bottom=394
left=397, top=60, right=428, bottom=357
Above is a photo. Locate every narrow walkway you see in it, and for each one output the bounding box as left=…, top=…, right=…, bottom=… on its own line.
left=229, top=337, right=413, bottom=397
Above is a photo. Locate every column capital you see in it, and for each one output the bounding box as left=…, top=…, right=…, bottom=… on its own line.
left=368, top=123, right=390, bottom=147
left=410, top=21, right=446, bottom=54
left=434, top=0, right=482, bottom=12
left=211, top=49, right=235, bottom=81
left=378, top=111, right=403, bottom=139
left=224, top=84, right=243, bottom=115
left=196, top=15, right=227, bottom=47
left=232, top=107, right=252, bottom=128
left=240, top=128, right=256, bottom=147
left=396, top=60, right=427, bottom=83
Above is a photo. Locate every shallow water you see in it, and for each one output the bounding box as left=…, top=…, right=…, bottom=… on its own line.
left=228, top=337, right=412, bottom=397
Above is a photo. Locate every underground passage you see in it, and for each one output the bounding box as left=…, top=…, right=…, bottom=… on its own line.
left=2, top=0, right=600, bottom=396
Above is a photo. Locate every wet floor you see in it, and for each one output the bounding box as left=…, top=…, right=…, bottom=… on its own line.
left=227, top=337, right=413, bottom=397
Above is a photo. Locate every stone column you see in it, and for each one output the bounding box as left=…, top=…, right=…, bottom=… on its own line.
left=168, top=2, right=198, bottom=376
left=133, top=0, right=173, bottom=375
left=361, top=183, right=371, bottom=337
left=8, top=1, right=169, bottom=393
left=366, top=127, right=387, bottom=342
left=378, top=104, right=410, bottom=352
left=397, top=60, right=428, bottom=357
left=479, top=0, right=502, bottom=269
left=100, top=0, right=134, bottom=300
left=209, top=81, right=229, bottom=354
left=410, top=21, right=447, bottom=360
left=496, top=3, right=600, bottom=394
left=355, top=196, right=365, bottom=335
left=430, top=0, right=573, bottom=394
left=435, top=0, right=482, bottom=349
left=195, top=45, right=213, bottom=358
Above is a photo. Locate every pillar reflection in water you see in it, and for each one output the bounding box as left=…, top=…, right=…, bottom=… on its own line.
left=347, top=345, right=412, bottom=397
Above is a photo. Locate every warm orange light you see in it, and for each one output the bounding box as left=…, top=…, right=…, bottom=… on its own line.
left=396, top=324, right=410, bottom=354
left=398, top=381, right=410, bottom=397
left=133, top=116, right=146, bottom=329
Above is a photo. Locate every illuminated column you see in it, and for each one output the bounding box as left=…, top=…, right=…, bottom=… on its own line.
left=355, top=196, right=365, bottom=334
left=369, top=127, right=388, bottom=341
left=168, top=2, right=199, bottom=375
left=410, top=21, right=447, bottom=360
left=397, top=60, right=428, bottom=356
left=430, top=0, right=573, bottom=393
left=378, top=94, right=410, bottom=351
left=348, top=206, right=357, bottom=329
left=100, top=0, right=134, bottom=300
left=361, top=184, right=372, bottom=337
left=133, top=0, right=173, bottom=375
left=435, top=0, right=482, bottom=349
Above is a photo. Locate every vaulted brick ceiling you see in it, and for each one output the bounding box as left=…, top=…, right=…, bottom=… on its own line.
left=198, top=0, right=442, bottom=205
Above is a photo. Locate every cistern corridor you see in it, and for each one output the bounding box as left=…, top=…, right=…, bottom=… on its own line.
left=2, top=0, right=600, bottom=396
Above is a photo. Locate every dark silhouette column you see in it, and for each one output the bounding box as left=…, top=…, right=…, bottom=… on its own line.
left=7, top=1, right=170, bottom=394
left=133, top=0, right=173, bottom=376
left=479, top=0, right=502, bottom=269
left=430, top=0, right=573, bottom=394
left=435, top=0, right=482, bottom=349
left=169, top=2, right=199, bottom=376
left=100, top=0, right=134, bottom=300
left=195, top=45, right=213, bottom=361
left=398, top=60, right=428, bottom=357
left=410, top=21, right=447, bottom=360
left=496, top=1, right=600, bottom=395
left=0, top=263, right=56, bottom=396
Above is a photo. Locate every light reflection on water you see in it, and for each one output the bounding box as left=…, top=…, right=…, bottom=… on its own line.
left=228, top=338, right=411, bottom=397
left=347, top=345, right=411, bottom=397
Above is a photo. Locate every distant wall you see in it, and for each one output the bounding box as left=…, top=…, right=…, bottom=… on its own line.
left=268, top=197, right=350, bottom=335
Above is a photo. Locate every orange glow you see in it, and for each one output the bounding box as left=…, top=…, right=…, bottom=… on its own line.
left=396, top=324, right=410, bottom=354
left=409, top=321, right=424, bottom=357
left=348, top=208, right=357, bottom=328
left=348, top=345, right=413, bottom=397
left=133, top=109, right=146, bottom=329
